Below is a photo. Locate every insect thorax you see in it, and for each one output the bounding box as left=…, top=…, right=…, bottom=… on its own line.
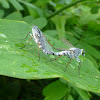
left=69, top=48, right=84, bottom=58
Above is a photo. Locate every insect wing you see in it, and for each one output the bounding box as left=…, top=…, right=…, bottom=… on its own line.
left=42, top=34, right=53, bottom=52
left=52, top=38, right=75, bottom=51
left=61, top=38, right=74, bottom=48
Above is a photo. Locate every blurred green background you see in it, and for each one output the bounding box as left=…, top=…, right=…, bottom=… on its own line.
left=0, top=0, right=100, bottom=100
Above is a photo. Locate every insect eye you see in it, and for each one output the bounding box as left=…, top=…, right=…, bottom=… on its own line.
left=82, top=50, right=85, bottom=56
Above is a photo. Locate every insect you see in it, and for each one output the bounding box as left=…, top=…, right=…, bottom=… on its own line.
left=21, top=26, right=85, bottom=73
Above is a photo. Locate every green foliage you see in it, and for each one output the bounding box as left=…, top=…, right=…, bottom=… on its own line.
left=0, top=76, right=20, bottom=100
left=0, top=0, right=10, bottom=8
left=5, top=12, right=22, bottom=20
left=43, top=80, right=68, bottom=100
left=90, top=5, right=100, bottom=14
left=0, top=0, right=100, bottom=99
left=52, top=15, right=67, bottom=39
left=9, top=0, right=23, bottom=10
left=43, top=80, right=90, bottom=100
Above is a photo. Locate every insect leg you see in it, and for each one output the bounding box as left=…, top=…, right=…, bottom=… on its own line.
left=78, top=61, right=81, bottom=76
left=64, top=57, right=73, bottom=71
left=20, top=35, right=33, bottom=49
left=46, top=39, right=56, bottom=50
left=49, top=54, right=63, bottom=62
left=76, top=58, right=81, bottom=75
left=46, top=39, right=68, bottom=51
left=21, top=32, right=31, bottom=40
left=37, top=42, right=40, bottom=61
left=46, top=39, right=74, bottom=52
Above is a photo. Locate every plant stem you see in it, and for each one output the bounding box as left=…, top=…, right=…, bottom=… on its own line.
left=47, top=0, right=86, bottom=19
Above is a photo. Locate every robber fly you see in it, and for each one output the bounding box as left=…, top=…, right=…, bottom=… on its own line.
left=21, top=26, right=85, bottom=73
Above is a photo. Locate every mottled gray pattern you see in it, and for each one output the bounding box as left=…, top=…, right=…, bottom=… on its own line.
left=53, top=48, right=85, bottom=62
left=31, top=26, right=53, bottom=54
left=31, top=26, right=85, bottom=62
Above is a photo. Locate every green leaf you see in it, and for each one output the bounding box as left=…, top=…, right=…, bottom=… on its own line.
left=67, top=28, right=81, bottom=39
left=30, top=17, right=47, bottom=29
left=65, top=32, right=79, bottom=46
left=5, top=12, right=22, bottom=20
left=22, top=17, right=47, bottom=29
left=0, top=19, right=100, bottom=93
left=85, top=53, right=99, bottom=69
left=67, top=95, right=74, bottom=100
left=74, top=87, right=90, bottom=100
left=66, top=16, right=78, bottom=26
left=0, top=10, right=4, bottom=18
left=83, top=29, right=100, bottom=47
left=0, top=0, right=10, bottom=8
left=26, top=6, right=39, bottom=18
left=65, top=0, right=73, bottom=4
left=49, top=1, right=56, bottom=7
left=22, top=16, right=34, bottom=24
left=9, top=0, right=23, bottom=10
left=77, top=41, right=100, bottom=59
left=18, top=0, right=44, bottom=17
left=43, top=80, right=68, bottom=100
left=78, top=5, right=99, bottom=25
left=87, top=20, right=100, bottom=32
left=35, top=0, right=50, bottom=6
left=83, top=35, right=100, bottom=46
left=90, top=5, right=100, bottom=14
left=52, top=15, right=67, bottom=39
left=44, top=30, right=57, bottom=38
